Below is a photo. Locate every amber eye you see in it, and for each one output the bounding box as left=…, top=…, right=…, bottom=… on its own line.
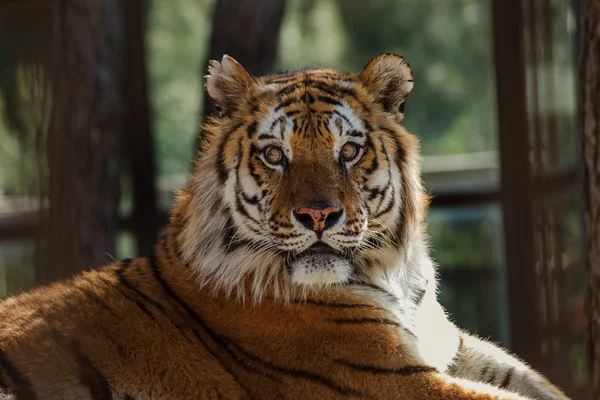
left=263, top=146, right=284, bottom=165
left=340, top=143, right=361, bottom=162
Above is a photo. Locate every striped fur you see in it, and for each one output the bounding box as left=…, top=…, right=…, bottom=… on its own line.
left=0, top=54, right=568, bottom=399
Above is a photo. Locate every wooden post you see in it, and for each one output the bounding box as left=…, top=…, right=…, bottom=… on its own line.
left=122, top=0, right=158, bottom=256
left=37, top=0, right=123, bottom=283
left=491, top=0, right=543, bottom=369
left=580, top=0, right=600, bottom=396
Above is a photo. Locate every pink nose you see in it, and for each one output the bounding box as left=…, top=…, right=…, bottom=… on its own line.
left=294, top=203, right=342, bottom=232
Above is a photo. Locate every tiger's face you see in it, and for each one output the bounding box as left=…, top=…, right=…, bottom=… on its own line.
left=180, top=54, right=426, bottom=296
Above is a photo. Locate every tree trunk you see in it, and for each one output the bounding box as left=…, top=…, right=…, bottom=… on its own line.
left=122, top=0, right=158, bottom=256
left=580, top=0, right=600, bottom=397
left=37, top=0, right=123, bottom=284
left=198, top=0, right=286, bottom=146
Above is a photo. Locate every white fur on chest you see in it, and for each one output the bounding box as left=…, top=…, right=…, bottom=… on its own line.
left=351, top=244, right=460, bottom=373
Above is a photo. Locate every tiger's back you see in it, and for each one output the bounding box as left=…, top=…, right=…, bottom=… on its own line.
left=0, top=255, right=247, bottom=400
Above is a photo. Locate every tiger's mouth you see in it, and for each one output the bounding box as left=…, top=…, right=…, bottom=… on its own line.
left=303, top=242, right=342, bottom=256
left=287, top=242, right=353, bottom=286
left=288, top=242, right=345, bottom=262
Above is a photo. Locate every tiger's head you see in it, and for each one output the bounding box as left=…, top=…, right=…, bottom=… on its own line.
left=177, top=54, right=428, bottom=299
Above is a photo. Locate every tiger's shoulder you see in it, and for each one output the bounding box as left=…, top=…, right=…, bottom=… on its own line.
left=0, top=257, right=248, bottom=400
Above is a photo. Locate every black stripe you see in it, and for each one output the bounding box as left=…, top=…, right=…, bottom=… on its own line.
left=480, top=365, right=489, bottom=380
left=402, top=327, right=418, bottom=338
left=223, top=215, right=252, bottom=253
left=413, top=287, right=426, bottom=306
left=216, top=122, right=244, bottom=184
left=304, top=80, right=340, bottom=97
left=499, top=367, right=514, bottom=389
left=247, top=143, right=266, bottom=186
left=347, top=130, right=363, bottom=138
left=115, top=263, right=159, bottom=321
left=289, top=299, right=376, bottom=309
left=305, top=92, right=315, bottom=104
left=352, top=282, right=398, bottom=304
left=329, top=317, right=399, bottom=327
left=246, top=121, right=257, bottom=138
left=216, top=134, right=231, bottom=184
left=225, top=340, right=363, bottom=397
left=316, top=95, right=342, bottom=106
left=0, top=349, right=37, bottom=399
left=364, top=235, right=381, bottom=250
left=70, top=340, right=112, bottom=400
left=269, top=116, right=286, bottom=132
left=116, top=285, right=157, bottom=321
left=372, top=185, right=396, bottom=220
left=271, top=231, right=303, bottom=239
left=114, top=260, right=199, bottom=348
left=336, top=84, right=360, bottom=101
left=332, top=110, right=353, bottom=127
left=274, top=97, right=298, bottom=111
left=363, top=135, right=379, bottom=174
left=367, top=187, right=384, bottom=202
left=258, top=133, right=278, bottom=140
left=334, top=359, right=436, bottom=376
left=234, top=194, right=262, bottom=226
left=374, top=185, right=390, bottom=210
left=372, top=139, right=394, bottom=215
left=378, top=126, right=406, bottom=167
left=275, top=84, right=299, bottom=97
left=216, top=340, right=282, bottom=382
left=267, top=76, right=297, bottom=84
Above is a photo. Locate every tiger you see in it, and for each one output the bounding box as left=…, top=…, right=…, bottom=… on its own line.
left=0, top=53, right=569, bottom=400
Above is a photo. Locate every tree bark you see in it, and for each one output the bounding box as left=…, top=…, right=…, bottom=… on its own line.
left=37, top=0, right=123, bottom=284
left=580, top=0, right=600, bottom=397
left=198, top=0, right=286, bottom=145
left=122, top=0, right=158, bottom=256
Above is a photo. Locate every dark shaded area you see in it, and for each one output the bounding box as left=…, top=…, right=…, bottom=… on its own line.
left=37, top=0, right=124, bottom=284
left=492, top=0, right=541, bottom=369
left=122, top=0, right=158, bottom=256
left=580, top=0, right=600, bottom=397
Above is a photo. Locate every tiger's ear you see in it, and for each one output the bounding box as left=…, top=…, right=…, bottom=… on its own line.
left=204, top=55, right=255, bottom=116
left=359, top=53, right=414, bottom=115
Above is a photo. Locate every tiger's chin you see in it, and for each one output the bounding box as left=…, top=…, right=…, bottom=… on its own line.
left=288, top=243, right=353, bottom=287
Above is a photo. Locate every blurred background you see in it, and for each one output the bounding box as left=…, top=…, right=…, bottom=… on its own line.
left=0, top=0, right=591, bottom=397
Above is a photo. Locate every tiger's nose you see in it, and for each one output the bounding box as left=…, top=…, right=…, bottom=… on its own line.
left=293, top=201, right=343, bottom=233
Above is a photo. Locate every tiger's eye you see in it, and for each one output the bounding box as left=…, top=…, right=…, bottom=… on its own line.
left=264, top=146, right=284, bottom=165
left=340, top=143, right=360, bottom=161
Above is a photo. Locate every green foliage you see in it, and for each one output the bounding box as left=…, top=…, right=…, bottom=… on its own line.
left=428, top=206, right=503, bottom=270
left=147, top=0, right=215, bottom=176
left=0, top=63, right=50, bottom=196
left=278, top=0, right=350, bottom=71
